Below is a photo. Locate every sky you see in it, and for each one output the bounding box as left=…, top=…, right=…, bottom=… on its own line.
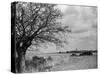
left=27, top=4, right=97, bottom=53
left=58, top=5, right=97, bottom=51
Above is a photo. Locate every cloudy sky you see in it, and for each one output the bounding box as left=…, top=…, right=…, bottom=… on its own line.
left=58, top=5, right=97, bottom=51
left=27, top=4, right=97, bottom=53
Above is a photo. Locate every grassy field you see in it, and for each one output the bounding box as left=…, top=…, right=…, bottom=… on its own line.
left=51, top=55, right=97, bottom=71
left=25, top=53, right=97, bottom=72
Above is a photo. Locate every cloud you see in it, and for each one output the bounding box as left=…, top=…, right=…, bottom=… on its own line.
left=59, top=5, right=97, bottom=50
left=40, top=5, right=98, bottom=52
left=62, top=6, right=97, bottom=30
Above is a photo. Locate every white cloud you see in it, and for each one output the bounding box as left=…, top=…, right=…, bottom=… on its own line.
left=58, top=5, right=97, bottom=50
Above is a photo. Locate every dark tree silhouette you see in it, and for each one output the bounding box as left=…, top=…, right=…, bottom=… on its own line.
left=12, top=2, right=71, bottom=73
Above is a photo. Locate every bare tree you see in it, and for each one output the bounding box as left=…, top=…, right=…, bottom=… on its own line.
left=12, top=2, right=70, bottom=73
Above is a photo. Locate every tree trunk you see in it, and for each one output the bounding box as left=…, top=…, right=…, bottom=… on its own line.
left=16, top=49, right=26, bottom=73
left=16, top=39, right=32, bottom=73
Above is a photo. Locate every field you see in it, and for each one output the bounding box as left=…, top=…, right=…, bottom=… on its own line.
left=25, top=53, right=97, bottom=72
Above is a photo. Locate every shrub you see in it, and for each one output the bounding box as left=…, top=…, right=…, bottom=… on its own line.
left=71, top=53, right=77, bottom=56
left=31, top=56, right=46, bottom=69
left=25, top=56, right=53, bottom=72
left=47, top=56, right=53, bottom=61
left=79, top=51, right=93, bottom=56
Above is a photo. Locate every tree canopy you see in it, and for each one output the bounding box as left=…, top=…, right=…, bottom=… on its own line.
left=15, top=2, right=70, bottom=52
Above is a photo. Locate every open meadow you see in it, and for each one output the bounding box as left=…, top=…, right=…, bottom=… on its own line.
left=25, top=53, right=97, bottom=72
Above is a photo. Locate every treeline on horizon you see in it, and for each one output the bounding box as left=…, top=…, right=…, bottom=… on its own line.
left=58, top=50, right=97, bottom=54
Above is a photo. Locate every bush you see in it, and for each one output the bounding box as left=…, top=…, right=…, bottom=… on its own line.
left=79, top=51, right=93, bottom=56
left=71, top=53, right=77, bottom=56
left=47, top=56, right=53, bottom=61
left=32, top=56, right=46, bottom=69
left=25, top=56, right=53, bottom=72
left=25, top=60, right=32, bottom=71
